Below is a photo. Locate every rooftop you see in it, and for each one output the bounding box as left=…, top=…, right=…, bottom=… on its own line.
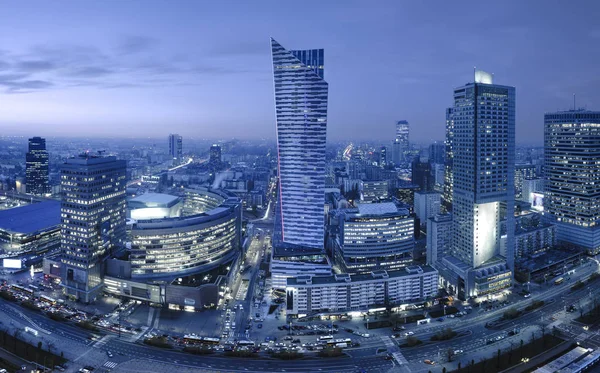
left=129, top=193, right=180, bottom=207
left=356, top=202, right=398, bottom=215
left=0, top=201, right=61, bottom=234
left=287, top=265, right=436, bottom=286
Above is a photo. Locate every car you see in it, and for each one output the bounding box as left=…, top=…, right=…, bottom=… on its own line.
left=404, top=331, right=414, bottom=336
left=454, top=349, right=463, bottom=354
left=424, top=360, right=435, bottom=365
left=256, top=313, right=261, bottom=318
left=384, top=353, right=393, bottom=360
left=437, top=317, right=445, bottom=322
left=107, top=351, right=113, bottom=358
left=257, top=323, right=262, bottom=328
left=393, top=326, right=405, bottom=331
left=524, top=294, right=531, bottom=298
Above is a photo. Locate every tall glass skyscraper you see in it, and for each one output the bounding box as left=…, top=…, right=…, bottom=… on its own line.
left=168, top=134, right=183, bottom=164
left=25, top=136, right=49, bottom=195
left=271, top=38, right=327, bottom=249
left=545, top=110, right=600, bottom=254
left=451, top=70, right=515, bottom=270
left=392, top=120, right=410, bottom=165
left=60, top=154, right=127, bottom=303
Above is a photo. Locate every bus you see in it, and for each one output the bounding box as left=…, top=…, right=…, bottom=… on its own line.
left=554, top=277, right=564, bottom=285
left=326, top=338, right=351, bottom=346
left=11, top=285, right=33, bottom=296
left=237, top=340, right=255, bottom=347
left=40, top=295, right=57, bottom=305
left=318, top=335, right=334, bottom=342
left=183, top=335, right=221, bottom=345
left=28, top=285, right=39, bottom=292
left=202, top=337, right=220, bottom=345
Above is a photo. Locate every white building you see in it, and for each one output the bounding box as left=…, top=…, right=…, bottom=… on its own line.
left=285, top=266, right=438, bottom=315
left=414, top=191, right=441, bottom=228
left=426, top=214, right=452, bottom=265
left=270, top=246, right=332, bottom=290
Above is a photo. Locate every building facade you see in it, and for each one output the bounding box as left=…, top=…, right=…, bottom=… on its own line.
left=514, top=164, right=537, bottom=200
left=25, top=137, right=49, bottom=195
left=426, top=213, right=452, bottom=265
left=209, top=144, right=222, bottom=165
left=361, top=180, right=389, bottom=203
left=168, top=134, right=183, bottom=164
left=332, top=203, right=414, bottom=274
left=392, top=120, right=410, bottom=165
left=270, top=247, right=332, bottom=290
left=544, top=110, right=600, bottom=254
left=443, top=107, right=455, bottom=212
left=60, top=154, right=127, bottom=303
left=271, top=38, right=327, bottom=249
left=285, top=266, right=438, bottom=315
left=414, top=191, right=441, bottom=228
left=439, top=70, right=515, bottom=300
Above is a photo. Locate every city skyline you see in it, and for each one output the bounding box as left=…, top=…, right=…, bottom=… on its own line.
left=0, top=2, right=599, bottom=144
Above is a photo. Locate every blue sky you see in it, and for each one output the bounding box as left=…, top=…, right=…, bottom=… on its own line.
left=0, top=0, right=599, bottom=144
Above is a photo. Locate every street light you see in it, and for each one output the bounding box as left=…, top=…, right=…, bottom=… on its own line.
left=367, top=318, right=370, bottom=331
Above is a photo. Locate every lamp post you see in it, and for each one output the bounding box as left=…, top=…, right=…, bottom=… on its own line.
left=367, top=318, right=370, bottom=331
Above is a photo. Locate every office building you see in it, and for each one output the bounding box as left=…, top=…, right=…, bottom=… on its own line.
left=411, top=159, right=434, bottom=191
left=332, top=203, right=414, bottom=274
left=429, top=142, right=445, bottom=165
left=426, top=214, right=452, bottom=265
left=514, top=214, right=556, bottom=259
left=379, top=146, right=387, bottom=167
left=25, top=137, right=49, bottom=195
left=443, top=107, right=454, bottom=212
left=168, top=134, right=183, bottom=164
left=439, top=70, right=515, bottom=300
left=271, top=38, right=327, bottom=249
left=522, top=178, right=544, bottom=207
left=209, top=144, right=222, bottom=165
left=414, top=191, right=441, bottom=228
left=270, top=247, right=332, bottom=290
left=514, top=164, right=537, bottom=200
left=395, top=120, right=410, bottom=162
left=361, top=180, right=389, bottom=203
left=545, top=110, right=600, bottom=254
left=285, top=266, right=438, bottom=315
left=60, top=154, right=127, bottom=303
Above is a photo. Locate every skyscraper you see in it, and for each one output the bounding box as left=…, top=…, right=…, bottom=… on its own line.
left=435, top=70, right=514, bottom=300
left=429, top=141, right=445, bottom=165
left=392, top=120, right=410, bottom=164
left=442, top=107, right=454, bottom=212
left=209, top=144, right=222, bottom=165
left=168, top=134, right=183, bottom=164
left=379, top=146, right=387, bottom=167
left=545, top=110, right=600, bottom=254
left=271, top=38, right=327, bottom=249
left=60, top=154, right=127, bottom=303
left=452, top=70, right=515, bottom=269
left=25, top=136, right=49, bottom=195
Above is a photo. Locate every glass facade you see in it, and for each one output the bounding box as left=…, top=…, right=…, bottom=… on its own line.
left=271, top=38, right=328, bottom=249
left=25, top=136, right=49, bottom=195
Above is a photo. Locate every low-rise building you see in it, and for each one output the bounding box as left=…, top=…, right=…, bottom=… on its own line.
left=285, top=265, right=438, bottom=315
left=426, top=213, right=452, bottom=265
left=361, top=180, right=389, bottom=203
left=270, top=246, right=332, bottom=290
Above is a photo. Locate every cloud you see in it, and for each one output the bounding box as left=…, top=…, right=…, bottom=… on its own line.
left=64, top=66, right=115, bottom=77
left=116, top=35, right=159, bottom=55
left=15, top=60, right=56, bottom=72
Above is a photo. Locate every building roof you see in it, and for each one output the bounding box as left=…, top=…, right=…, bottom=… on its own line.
left=356, top=202, right=398, bottom=215
left=0, top=200, right=61, bottom=235
left=129, top=193, right=180, bottom=208
left=287, top=265, right=437, bottom=286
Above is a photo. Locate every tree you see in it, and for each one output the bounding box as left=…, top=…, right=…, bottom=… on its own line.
left=519, top=339, right=524, bottom=360
left=496, top=348, right=501, bottom=369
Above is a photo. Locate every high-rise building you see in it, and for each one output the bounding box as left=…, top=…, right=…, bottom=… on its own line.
left=426, top=213, right=452, bottom=265
left=443, top=108, right=454, bottom=212
left=414, top=191, right=441, bottom=228
left=25, top=137, right=49, bottom=195
left=436, top=70, right=515, bottom=300
left=271, top=38, right=327, bottom=249
left=379, top=146, right=387, bottom=167
left=545, top=110, right=600, bottom=254
left=209, top=144, right=221, bottom=165
left=60, top=154, right=127, bottom=303
left=514, top=164, right=537, bottom=200
left=411, top=159, right=434, bottom=191
left=392, top=120, right=410, bottom=165
left=429, top=142, right=445, bottom=165
left=168, top=134, right=183, bottom=164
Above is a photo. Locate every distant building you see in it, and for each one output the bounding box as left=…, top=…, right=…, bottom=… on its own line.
left=392, top=120, right=410, bottom=165
left=514, top=164, right=537, bottom=200
left=60, top=154, right=127, bottom=303
left=414, top=191, right=441, bottom=228
left=332, top=203, right=414, bottom=274
left=168, top=134, right=183, bottom=164
left=411, top=159, right=434, bottom=191
left=429, top=142, right=445, bottom=165
left=379, top=146, right=387, bottom=167
left=209, top=144, right=222, bottom=165
left=361, top=180, right=389, bottom=203
left=522, top=178, right=544, bottom=205
left=25, top=137, right=49, bottom=195
left=545, top=110, right=600, bottom=254
left=271, top=38, right=327, bottom=250
left=285, top=266, right=438, bottom=315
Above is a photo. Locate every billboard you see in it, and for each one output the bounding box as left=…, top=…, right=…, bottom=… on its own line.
left=3, top=259, right=22, bottom=269
left=531, top=193, right=544, bottom=211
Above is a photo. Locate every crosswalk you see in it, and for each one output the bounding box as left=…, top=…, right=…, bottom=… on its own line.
left=93, top=335, right=114, bottom=348
left=381, top=336, right=409, bottom=365
left=103, top=361, right=118, bottom=369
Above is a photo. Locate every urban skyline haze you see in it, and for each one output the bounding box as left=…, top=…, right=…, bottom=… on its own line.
left=0, top=1, right=599, bottom=144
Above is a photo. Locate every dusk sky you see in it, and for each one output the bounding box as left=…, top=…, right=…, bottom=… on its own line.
left=0, top=1, right=599, bottom=144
